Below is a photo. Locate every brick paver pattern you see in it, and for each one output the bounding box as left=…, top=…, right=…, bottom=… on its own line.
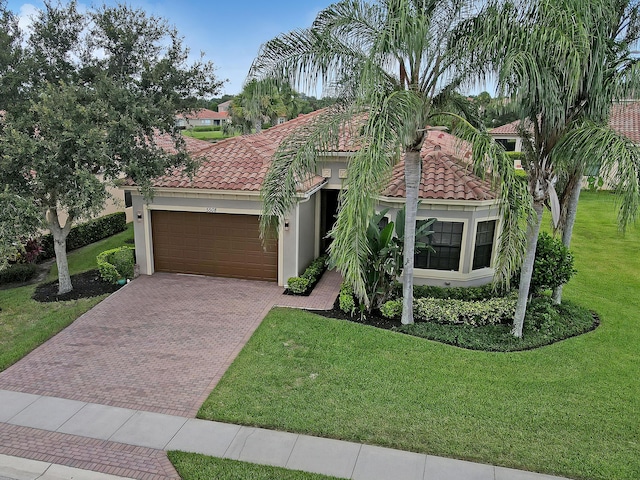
left=0, top=271, right=341, bottom=418
left=0, top=423, right=179, bottom=480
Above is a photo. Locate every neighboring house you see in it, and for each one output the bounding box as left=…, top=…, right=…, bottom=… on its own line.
left=490, top=101, right=640, bottom=180
left=124, top=110, right=502, bottom=287
left=217, top=100, right=232, bottom=113
left=175, top=108, right=230, bottom=129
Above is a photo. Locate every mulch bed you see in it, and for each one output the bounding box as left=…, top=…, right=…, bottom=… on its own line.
left=32, top=269, right=122, bottom=303
left=310, top=299, right=401, bottom=331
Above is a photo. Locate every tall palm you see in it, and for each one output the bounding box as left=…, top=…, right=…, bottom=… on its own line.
left=251, top=0, right=527, bottom=324
left=458, top=0, right=640, bottom=335
left=551, top=0, right=640, bottom=304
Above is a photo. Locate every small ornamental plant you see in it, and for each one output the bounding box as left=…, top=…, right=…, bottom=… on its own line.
left=97, top=246, right=135, bottom=284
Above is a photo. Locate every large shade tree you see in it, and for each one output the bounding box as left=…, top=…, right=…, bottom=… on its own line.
left=0, top=1, right=222, bottom=294
left=251, top=0, right=528, bottom=324
left=458, top=0, right=640, bottom=335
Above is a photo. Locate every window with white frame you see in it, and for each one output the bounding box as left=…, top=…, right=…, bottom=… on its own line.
left=415, top=220, right=463, bottom=271
left=472, top=220, right=496, bottom=269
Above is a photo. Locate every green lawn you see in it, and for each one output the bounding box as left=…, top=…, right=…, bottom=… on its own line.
left=182, top=130, right=229, bottom=141
left=198, top=191, right=640, bottom=480
left=0, top=224, right=134, bottom=372
left=169, top=452, right=340, bottom=480
left=46, top=223, right=134, bottom=281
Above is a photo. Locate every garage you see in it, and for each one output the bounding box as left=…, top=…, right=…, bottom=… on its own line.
left=151, top=210, right=278, bottom=281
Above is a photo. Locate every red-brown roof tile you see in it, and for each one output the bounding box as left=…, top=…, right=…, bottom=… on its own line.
left=489, top=120, right=521, bottom=135
left=149, top=110, right=496, bottom=200
left=490, top=101, right=640, bottom=141
left=176, top=108, right=229, bottom=121
left=609, top=101, right=640, bottom=143
left=383, top=130, right=496, bottom=201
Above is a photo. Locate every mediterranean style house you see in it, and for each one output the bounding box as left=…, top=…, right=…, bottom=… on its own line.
left=124, top=110, right=502, bottom=287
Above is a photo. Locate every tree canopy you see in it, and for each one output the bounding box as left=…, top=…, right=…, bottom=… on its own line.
left=456, top=0, right=640, bottom=334
left=0, top=0, right=222, bottom=293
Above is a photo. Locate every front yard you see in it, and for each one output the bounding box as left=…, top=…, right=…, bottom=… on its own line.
left=198, top=191, right=640, bottom=480
left=0, top=224, right=134, bottom=372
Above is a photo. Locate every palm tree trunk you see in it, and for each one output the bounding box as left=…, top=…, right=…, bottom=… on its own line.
left=46, top=207, right=74, bottom=295
left=512, top=202, right=544, bottom=337
left=552, top=173, right=582, bottom=304
left=401, top=149, right=421, bottom=325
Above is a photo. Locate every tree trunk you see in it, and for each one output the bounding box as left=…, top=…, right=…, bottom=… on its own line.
left=552, top=173, right=582, bottom=304
left=512, top=202, right=544, bottom=337
left=46, top=207, right=74, bottom=295
left=401, top=149, right=421, bottom=325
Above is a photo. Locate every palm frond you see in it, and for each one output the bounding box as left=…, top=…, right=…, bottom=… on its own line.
left=555, top=124, right=640, bottom=230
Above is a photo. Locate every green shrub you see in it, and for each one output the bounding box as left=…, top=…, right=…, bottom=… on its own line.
left=530, top=232, right=576, bottom=295
left=192, top=126, right=215, bottom=132
left=339, top=282, right=356, bottom=316
left=39, top=212, right=127, bottom=260
left=286, top=255, right=327, bottom=295
left=396, top=298, right=596, bottom=351
left=110, top=248, right=135, bottom=279
left=287, top=277, right=310, bottom=294
left=97, top=246, right=134, bottom=284
left=507, top=151, right=525, bottom=162
left=412, top=295, right=517, bottom=326
left=0, top=263, right=37, bottom=285
left=409, top=282, right=505, bottom=301
left=380, top=299, right=402, bottom=319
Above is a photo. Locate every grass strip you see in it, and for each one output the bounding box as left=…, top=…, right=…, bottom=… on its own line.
left=168, top=451, right=341, bottom=480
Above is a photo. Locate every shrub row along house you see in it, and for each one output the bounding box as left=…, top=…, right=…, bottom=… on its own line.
left=124, top=109, right=501, bottom=287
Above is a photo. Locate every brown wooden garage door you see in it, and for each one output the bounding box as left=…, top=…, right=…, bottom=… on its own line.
left=151, top=211, right=277, bottom=281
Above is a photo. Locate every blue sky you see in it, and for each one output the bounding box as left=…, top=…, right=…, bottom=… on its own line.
left=6, top=0, right=333, bottom=95
left=6, top=1, right=486, bottom=96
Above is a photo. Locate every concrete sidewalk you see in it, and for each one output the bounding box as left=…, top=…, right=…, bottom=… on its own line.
left=0, top=389, right=569, bottom=480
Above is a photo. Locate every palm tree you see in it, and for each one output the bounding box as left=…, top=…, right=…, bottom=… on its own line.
left=458, top=0, right=640, bottom=335
left=551, top=0, right=640, bottom=304
left=250, top=0, right=527, bottom=324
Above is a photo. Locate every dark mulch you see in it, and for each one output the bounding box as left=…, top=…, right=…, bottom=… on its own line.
left=310, top=298, right=401, bottom=330
left=33, top=269, right=121, bottom=303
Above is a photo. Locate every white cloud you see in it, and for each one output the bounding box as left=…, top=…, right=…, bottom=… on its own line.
left=16, top=3, right=38, bottom=34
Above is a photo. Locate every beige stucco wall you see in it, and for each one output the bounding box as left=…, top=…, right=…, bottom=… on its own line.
left=377, top=198, right=501, bottom=287
left=127, top=180, right=502, bottom=288
left=129, top=189, right=300, bottom=286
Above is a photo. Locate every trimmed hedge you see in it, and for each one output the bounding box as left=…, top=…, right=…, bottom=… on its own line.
left=393, top=282, right=507, bottom=301
left=97, top=246, right=135, bottom=284
left=286, top=255, right=328, bottom=295
left=0, top=263, right=38, bottom=285
left=39, top=212, right=127, bottom=261
left=381, top=294, right=517, bottom=327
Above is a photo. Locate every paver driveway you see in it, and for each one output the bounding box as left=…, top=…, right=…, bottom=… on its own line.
left=0, top=273, right=288, bottom=417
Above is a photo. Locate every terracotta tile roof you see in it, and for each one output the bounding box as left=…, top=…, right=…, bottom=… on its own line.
left=176, top=108, right=229, bottom=121
left=383, top=130, right=496, bottom=201
left=153, top=134, right=213, bottom=155
left=151, top=110, right=332, bottom=192
left=148, top=110, right=496, bottom=200
left=489, top=120, right=521, bottom=135
left=609, top=101, right=640, bottom=143
left=490, top=101, right=640, bottom=141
